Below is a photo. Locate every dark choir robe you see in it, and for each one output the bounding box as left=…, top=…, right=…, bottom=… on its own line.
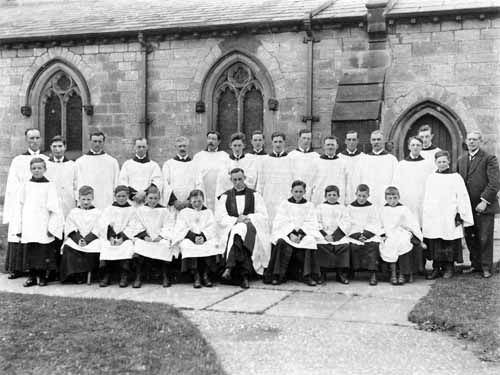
left=60, top=206, right=103, bottom=281
left=346, top=200, right=383, bottom=271
left=215, top=187, right=270, bottom=277
left=315, top=202, right=351, bottom=270
left=265, top=197, right=321, bottom=281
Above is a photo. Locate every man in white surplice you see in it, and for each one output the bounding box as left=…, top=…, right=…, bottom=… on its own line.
left=216, top=168, right=270, bottom=289
left=338, top=130, right=365, bottom=205
left=119, top=137, right=162, bottom=205
left=418, top=124, right=441, bottom=161
left=75, top=131, right=119, bottom=210
left=353, top=130, right=398, bottom=208
left=193, top=131, right=229, bottom=212
left=162, top=136, right=197, bottom=211
left=3, top=128, right=49, bottom=278
left=287, top=129, right=319, bottom=201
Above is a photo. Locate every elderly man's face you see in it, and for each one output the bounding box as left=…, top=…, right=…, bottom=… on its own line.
left=206, top=134, right=220, bottom=151
left=370, top=133, right=384, bottom=152
left=26, top=130, right=41, bottom=152
left=230, top=171, right=246, bottom=190
left=466, top=133, right=481, bottom=152
left=176, top=140, right=189, bottom=156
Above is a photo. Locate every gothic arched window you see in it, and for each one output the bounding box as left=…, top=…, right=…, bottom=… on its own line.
left=40, top=71, right=82, bottom=155
left=213, top=63, right=264, bottom=150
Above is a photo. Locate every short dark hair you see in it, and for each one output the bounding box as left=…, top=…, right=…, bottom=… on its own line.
left=324, top=185, right=339, bottom=196
left=188, top=189, right=205, bottom=200
left=408, top=136, right=423, bottom=146
left=49, top=135, right=66, bottom=146
left=434, top=150, right=450, bottom=160
left=298, top=129, right=312, bottom=137
left=418, top=124, right=432, bottom=134
left=78, top=185, right=94, bottom=196
left=207, top=131, right=221, bottom=141
left=385, top=186, right=400, bottom=196
left=30, top=157, right=46, bottom=168
left=252, top=130, right=264, bottom=138
left=24, top=128, right=40, bottom=136
left=114, top=185, right=129, bottom=195
left=291, top=180, right=306, bottom=189
left=230, top=132, right=246, bottom=144
left=323, top=135, right=338, bottom=144
left=230, top=167, right=245, bottom=176
left=271, top=131, right=286, bottom=141
left=90, top=131, right=106, bottom=141
left=356, top=184, right=370, bottom=193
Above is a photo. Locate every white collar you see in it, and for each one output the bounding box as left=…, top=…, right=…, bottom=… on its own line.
left=469, top=149, right=480, bottom=157
left=28, top=149, right=40, bottom=155
left=297, top=146, right=310, bottom=153
left=347, top=149, right=358, bottom=155
left=135, top=154, right=147, bottom=160
left=372, top=148, right=385, bottom=155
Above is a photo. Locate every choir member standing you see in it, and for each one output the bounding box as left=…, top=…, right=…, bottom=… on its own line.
left=162, top=136, right=197, bottom=211
left=458, top=131, right=500, bottom=279
left=249, top=130, right=266, bottom=156
left=423, top=151, right=473, bottom=279
left=216, top=132, right=258, bottom=198
left=266, top=180, right=321, bottom=286
left=346, top=184, right=383, bottom=286
left=131, top=186, right=176, bottom=288
left=216, top=168, right=270, bottom=289
left=255, top=132, right=293, bottom=221
left=418, top=125, right=441, bottom=161
left=287, top=129, right=319, bottom=201
left=338, top=130, right=365, bottom=205
left=59, top=186, right=102, bottom=283
left=3, top=128, right=49, bottom=279
left=174, top=190, right=224, bottom=288
left=379, top=187, right=425, bottom=285
left=119, top=138, right=162, bottom=205
left=310, top=136, right=347, bottom=206
left=75, top=131, right=119, bottom=210
left=392, top=137, right=434, bottom=225
left=46, top=135, right=77, bottom=218
left=193, top=131, right=229, bottom=212
left=98, top=186, right=137, bottom=287
left=11, top=158, right=64, bottom=287
left=353, top=130, right=398, bottom=208
left=315, top=185, right=351, bottom=284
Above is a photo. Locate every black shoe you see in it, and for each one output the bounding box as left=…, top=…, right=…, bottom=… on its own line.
left=482, top=270, right=492, bottom=279
left=443, top=266, right=454, bottom=279
left=271, top=276, right=280, bottom=285
left=99, top=274, right=110, bottom=287
left=119, top=273, right=128, bottom=288
left=369, top=272, right=377, bottom=286
left=162, top=274, right=171, bottom=288
left=407, top=273, right=414, bottom=283
left=240, top=276, right=250, bottom=289
left=202, top=272, right=213, bottom=287
left=23, top=277, right=37, bottom=287
left=463, top=266, right=482, bottom=274
left=132, top=277, right=142, bottom=288
left=304, top=276, right=317, bottom=287
left=397, top=274, right=405, bottom=285
left=8, top=272, right=21, bottom=280
left=426, top=268, right=441, bottom=280
left=336, top=273, right=349, bottom=285
left=193, top=273, right=202, bottom=289
left=38, top=276, right=48, bottom=287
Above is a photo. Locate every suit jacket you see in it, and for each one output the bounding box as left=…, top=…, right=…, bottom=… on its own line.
left=457, top=148, right=500, bottom=215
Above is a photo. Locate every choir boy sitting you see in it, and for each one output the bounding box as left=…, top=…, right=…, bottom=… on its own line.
left=60, top=186, right=102, bottom=284
left=346, top=184, right=383, bottom=286
left=131, top=186, right=177, bottom=288
left=12, top=157, right=64, bottom=287
left=379, top=186, right=426, bottom=285
left=98, top=185, right=136, bottom=287
left=265, top=180, right=321, bottom=286
left=173, top=189, right=224, bottom=288
left=315, top=185, right=351, bottom=284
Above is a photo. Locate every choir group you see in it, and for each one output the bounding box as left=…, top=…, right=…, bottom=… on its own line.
left=3, top=124, right=496, bottom=289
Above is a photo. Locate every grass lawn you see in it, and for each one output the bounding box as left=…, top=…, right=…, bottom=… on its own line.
left=0, top=292, right=226, bottom=375
left=409, top=266, right=500, bottom=362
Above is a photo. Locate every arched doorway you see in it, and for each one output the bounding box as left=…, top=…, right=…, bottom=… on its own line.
left=389, top=100, right=467, bottom=166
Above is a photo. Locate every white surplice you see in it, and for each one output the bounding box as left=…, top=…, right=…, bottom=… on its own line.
left=287, top=149, right=319, bottom=200
left=98, top=204, right=136, bottom=260
left=215, top=154, right=258, bottom=199
left=352, top=151, right=398, bottom=207
left=11, top=179, right=64, bottom=244
left=162, top=156, right=197, bottom=205
left=118, top=157, right=163, bottom=196
left=173, top=207, right=223, bottom=258
left=346, top=202, right=383, bottom=245
left=315, top=202, right=350, bottom=245
left=379, top=204, right=423, bottom=263
left=193, top=150, right=230, bottom=211
left=392, top=156, right=435, bottom=226
left=420, top=145, right=441, bottom=162
left=46, top=158, right=77, bottom=218
left=63, top=207, right=103, bottom=253
left=271, top=199, right=321, bottom=250
left=338, top=150, right=365, bottom=205
left=422, top=171, right=474, bottom=240
left=3, top=152, right=49, bottom=242
left=132, top=205, right=177, bottom=261
left=215, top=190, right=270, bottom=275
left=255, top=153, right=293, bottom=221
left=75, top=153, right=119, bottom=210
left=310, top=155, right=347, bottom=206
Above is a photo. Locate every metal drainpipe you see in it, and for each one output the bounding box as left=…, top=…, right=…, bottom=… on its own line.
left=303, top=13, right=315, bottom=131
left=138, top=32, right=153, bottom=140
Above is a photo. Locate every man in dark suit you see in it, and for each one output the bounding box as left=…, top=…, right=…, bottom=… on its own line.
left=458, top=131, right=500, bottom=278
